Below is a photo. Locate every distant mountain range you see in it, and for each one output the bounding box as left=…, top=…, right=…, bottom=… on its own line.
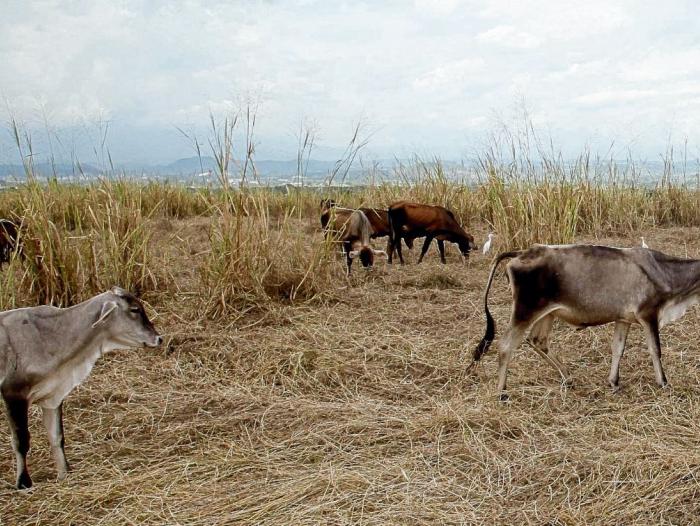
left=0, top=156, right=373, bottom=182
left=0, top=156, right=679, bottom=186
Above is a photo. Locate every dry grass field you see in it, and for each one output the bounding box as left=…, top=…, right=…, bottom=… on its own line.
left=4, top=202, right=700, bottom=524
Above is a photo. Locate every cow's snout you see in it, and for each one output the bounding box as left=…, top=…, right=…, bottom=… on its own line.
left=144, top=334, right=163, bottom=348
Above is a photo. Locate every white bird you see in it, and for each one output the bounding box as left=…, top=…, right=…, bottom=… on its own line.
left=482, top=233, right=494, bottom=254
left=641, top=237, right=649, bottom=249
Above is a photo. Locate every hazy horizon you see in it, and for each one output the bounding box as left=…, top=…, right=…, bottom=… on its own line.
left=2, top=1, right=700, bottom=167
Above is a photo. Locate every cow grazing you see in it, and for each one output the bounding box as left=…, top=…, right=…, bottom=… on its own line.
left=0, top=219, right=20, bottom=265
left=0, top=287, right=162, bottom=489
left=473, top=244, right=700, bottom=399
left=320, top=199, right=413, bottom=255
left=387, top=201, right=477, bottom=264
left=324, top=207, right=387, bottom=274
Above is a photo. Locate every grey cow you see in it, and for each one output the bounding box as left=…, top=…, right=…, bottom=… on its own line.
left=0, top=287, right=162, bottom=489
left=324, top=208, right=387, bottom=274
left=474, top=244, right=700, bottom=399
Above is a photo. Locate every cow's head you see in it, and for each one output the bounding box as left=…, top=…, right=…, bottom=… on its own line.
left=93, top=287, right=163, bottom=349
left=349, top=247, right=388, bottom=269
left=458, top=234, right=478, bottom=257
left=320, top=199, right=336, bottom=212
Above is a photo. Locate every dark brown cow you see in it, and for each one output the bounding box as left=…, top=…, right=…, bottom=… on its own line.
left=320, top=200, right=413, bottom=255
left=474, top=244, right=700, bottom=400
left=387, top=201, right=477, bottom=264
left=0, top=219, right=20, bottom=265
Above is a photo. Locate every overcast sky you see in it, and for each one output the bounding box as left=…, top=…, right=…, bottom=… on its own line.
left=2, top=0, right=700, bottom=164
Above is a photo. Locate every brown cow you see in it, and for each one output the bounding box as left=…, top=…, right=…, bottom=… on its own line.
left=320, top=200, right=413, bottom=255
left=474, top=244, right=700, bottom=400
left=387, top=201, right=477, bottom=264
left=324, top=207, right=387, bottom=274
left=0, top=219, right=20, bottom=265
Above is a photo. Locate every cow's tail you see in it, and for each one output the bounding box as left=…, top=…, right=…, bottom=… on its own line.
left=472, top=250, right=522, bottom=363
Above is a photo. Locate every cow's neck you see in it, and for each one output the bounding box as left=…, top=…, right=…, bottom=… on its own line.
left=665, top=258, right=700, bottom=297
left=34, top=295, right=113, bottom=367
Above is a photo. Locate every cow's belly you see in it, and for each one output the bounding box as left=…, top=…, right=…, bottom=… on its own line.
left=553, top=303, right=638, bottom=328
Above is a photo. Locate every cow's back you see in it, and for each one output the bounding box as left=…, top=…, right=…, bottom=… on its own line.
left=360, top=208, right=389, bottom=236
left=508, top=245, right=656, bottom=325
left=390, top=202, right=459, bottom=231
left=325, top=208, right=353, bottom=236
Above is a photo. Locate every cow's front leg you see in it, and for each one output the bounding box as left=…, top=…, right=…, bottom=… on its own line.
left=437, top=239, right=446, bottom=264
left=4, top=396, right=32, bottom=489
left=641, top=318, right=668, bottom=387
left=42, top=403, right=70, bottom=480
left=417, top=235, right=434, bottom=263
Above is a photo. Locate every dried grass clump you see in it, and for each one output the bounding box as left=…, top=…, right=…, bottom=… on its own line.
left=0, top=179, right=159, bottom=308
left=200, top=192, right=340, bottom=317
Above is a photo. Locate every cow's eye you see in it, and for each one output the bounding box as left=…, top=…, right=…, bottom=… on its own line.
left=129, top=308, right=140, bottom=314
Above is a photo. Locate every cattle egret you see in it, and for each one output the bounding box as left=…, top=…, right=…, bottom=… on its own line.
left=641, top=237, right=649, bottom=249
left=483, top=233, right=494, bottom=254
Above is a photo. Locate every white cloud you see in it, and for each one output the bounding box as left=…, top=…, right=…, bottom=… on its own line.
left=414, top=0, right=465, bottom=16
left=414, top=58, right=485, bottom=90
left=1, top=0, right=700, bottom=163
left=476, top=0, right=631, bottom=41
left=476, top=25, right=541, bottom=49
left=621, top=48, right=700, bottom=82
left=574, top=90, right=658, bottom=106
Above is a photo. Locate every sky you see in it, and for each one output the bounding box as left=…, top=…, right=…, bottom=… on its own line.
left=1, top=0, right=700, bottom=165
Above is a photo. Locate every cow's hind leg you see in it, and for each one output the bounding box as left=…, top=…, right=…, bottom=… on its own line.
left=393, top=234, right=405, bottom=265
left=640, top=318, right=668, bottom=387
left=526, top=314, right=570, bottom=384
left=3, top=396, right=32, bottom=489
left=608, top=322, right=630, bottom=392
left=496, top=322, right=529, bottom=400
left=42, top=403, right=70, bottom=480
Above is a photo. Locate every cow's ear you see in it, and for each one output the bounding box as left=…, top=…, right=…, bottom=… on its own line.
left=348, top=250, right=360, bottom=259
left=93, top=301, right=118, bottom=328
left=111, top=286, right=127, bottom=297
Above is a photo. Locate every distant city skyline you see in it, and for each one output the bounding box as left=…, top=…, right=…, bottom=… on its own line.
left=2, top=1, right=700, bottom=166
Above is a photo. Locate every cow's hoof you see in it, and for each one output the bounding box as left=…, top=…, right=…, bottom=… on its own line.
left=17, top=472, right=32, bottom=490
left=499, top=392, right=509, bottom=402
left=609, top=381, right=621, bottom=393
